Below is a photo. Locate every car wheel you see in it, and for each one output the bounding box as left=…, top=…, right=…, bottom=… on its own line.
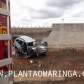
left=43, top=52, right=47, bottom=56
left=15, top=48, right=21, bottom=57
left=29, top=49, right=35, bottom=57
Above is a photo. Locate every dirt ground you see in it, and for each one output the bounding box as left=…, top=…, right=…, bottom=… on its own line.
left=13, top=48, right=84, bottom=84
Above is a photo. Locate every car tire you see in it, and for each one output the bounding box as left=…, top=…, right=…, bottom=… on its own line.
left=29, top=49, right=35, bottom=57
left=15, top=48, right=21, bottom=57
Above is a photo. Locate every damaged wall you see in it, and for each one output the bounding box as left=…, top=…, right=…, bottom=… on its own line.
left=46, top=23, right=84, bottom=48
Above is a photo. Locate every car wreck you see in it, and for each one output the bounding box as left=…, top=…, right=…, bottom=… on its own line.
left=13, top=35, right=48, bottom=57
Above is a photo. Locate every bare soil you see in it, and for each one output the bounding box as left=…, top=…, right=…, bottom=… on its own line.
left=13, top=48, right=84, bottom=84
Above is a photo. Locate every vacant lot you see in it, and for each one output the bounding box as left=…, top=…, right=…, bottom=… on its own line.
left=13, top=48, right=84, bottom=84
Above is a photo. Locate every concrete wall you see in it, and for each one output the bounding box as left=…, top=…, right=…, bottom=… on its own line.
left=12, top=23, right=84, bottom=48
left=12, top=28, right=51, bottom=40
left=46, top=23, right=84, bottom=48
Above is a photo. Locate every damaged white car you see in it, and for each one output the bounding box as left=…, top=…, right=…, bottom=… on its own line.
left=14, top=35, right=48, bottom=57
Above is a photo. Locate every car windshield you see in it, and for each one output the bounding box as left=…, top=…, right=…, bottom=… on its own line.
left=27, top=41, right=41, bottom=47
left=27, top=42, right=33, bottom=46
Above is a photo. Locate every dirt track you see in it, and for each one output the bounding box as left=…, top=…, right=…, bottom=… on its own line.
left=13, top=48, right=84, bottom=84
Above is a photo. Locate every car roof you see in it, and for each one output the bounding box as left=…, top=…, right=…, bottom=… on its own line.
left=17, top=35, right=35, bottom=43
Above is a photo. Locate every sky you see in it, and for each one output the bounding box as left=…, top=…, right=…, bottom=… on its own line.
left=10, top=0, right=84, bottom=27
